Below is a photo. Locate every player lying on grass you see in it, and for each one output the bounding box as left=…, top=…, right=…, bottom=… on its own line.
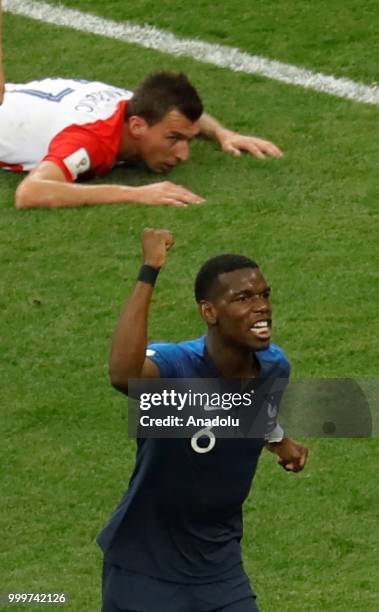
left=0, top=71, right=282, bottom=209
left=98, top=228, right=308, bottom=612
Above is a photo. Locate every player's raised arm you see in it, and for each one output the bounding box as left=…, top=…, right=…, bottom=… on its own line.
left=109, top=229, right=174, bottom=394
left=14, top=162, right=204, bottom=209
left=0, top=0, right=5, bottom=104
left=198, top=112, right=283, bottom=159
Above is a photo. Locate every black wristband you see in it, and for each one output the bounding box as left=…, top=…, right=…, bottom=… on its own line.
left=137, top=264, right=161, bottom=287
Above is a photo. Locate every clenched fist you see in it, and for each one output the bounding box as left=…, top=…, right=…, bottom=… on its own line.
left=267, top=437, right=308, bottom=473
left=142, top=228, right=175, bottom=268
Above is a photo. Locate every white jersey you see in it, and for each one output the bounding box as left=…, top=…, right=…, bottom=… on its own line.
left=0, top=78, right=133, bottom=179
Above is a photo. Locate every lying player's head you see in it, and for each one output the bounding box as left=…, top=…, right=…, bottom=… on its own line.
left=194, top=255, right=272, bottom=351
left=126, top=72, right=203, bottom=173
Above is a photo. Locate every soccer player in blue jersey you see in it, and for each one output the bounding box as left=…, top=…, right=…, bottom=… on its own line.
left=99, top=228, right=308, bottom=612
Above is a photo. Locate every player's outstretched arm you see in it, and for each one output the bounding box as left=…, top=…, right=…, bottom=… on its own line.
left=0, top=0, right=5, bottom=104
left=14, top=162, right=204, bottom=209
left=266, top=437, right=308, bottom=472
left=198, top=112, right=283, bottom=159
left=109, top=229, right=174, bottom=394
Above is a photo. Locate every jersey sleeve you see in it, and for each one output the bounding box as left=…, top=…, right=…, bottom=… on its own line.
left=146, top=343, right=184, bottom=378
left=273, top=349, right=291, bottom=414
left=263, top=346, right=291, bottom=442
left=43, top=125, right=107, bottom=181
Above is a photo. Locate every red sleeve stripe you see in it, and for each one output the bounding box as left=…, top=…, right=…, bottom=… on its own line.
left=43, top=156, right=75, bottom=182
left=0, top=161, right=24, bottom=172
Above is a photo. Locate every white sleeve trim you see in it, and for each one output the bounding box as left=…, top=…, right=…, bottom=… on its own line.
left=63, top=148, right=91, bottom=179
left=266, top=423, right=285, bottom=443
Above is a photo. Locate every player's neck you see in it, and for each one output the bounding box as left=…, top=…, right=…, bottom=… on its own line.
left=206, top=333, right=260, bottom=379
left=117, top=123, right=140, bottom=162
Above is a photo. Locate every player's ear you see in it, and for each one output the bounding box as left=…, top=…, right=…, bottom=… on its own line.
left=199, top=301, right=217, bottom=325
left=128, top=115, right=149, bottom=138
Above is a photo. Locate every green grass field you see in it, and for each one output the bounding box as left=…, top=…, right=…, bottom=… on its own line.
left=1, top=2, right=378, bottom=611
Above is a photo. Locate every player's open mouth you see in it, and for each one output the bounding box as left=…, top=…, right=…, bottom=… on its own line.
left=249, top=320, right=272, bottom=340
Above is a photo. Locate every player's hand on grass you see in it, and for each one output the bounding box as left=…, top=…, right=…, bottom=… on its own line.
left=267, top=437, right=308, bottom=472
left=218, top=129, right=283, bottom=159
left=133, top=182, right=205, bottom=208
left=142, top=228, right=175, bottom=268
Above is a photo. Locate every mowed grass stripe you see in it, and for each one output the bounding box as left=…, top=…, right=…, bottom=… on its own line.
left=4, top=0, right=379, bottom=106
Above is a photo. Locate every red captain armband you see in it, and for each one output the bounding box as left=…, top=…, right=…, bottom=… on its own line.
left=137, top=265, right=161, bottom=287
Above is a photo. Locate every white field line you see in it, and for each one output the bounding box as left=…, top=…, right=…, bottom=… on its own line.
left=4, top=0, right=379, bottom=106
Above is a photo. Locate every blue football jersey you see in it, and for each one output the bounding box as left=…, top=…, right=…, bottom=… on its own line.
left=98, top=337, right=290, bottom=583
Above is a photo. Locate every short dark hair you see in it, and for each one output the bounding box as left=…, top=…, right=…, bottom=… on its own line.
left=194, top=254, right=259, bottom=303
left=126, top=71, right=203, bottom=125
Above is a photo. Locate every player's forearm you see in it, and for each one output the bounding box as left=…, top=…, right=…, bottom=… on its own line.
left=109, top=281, right=154, bottom=390
left=198, top=112, right=229, bottom=142
left=14, top=178, right=140, bottom=209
